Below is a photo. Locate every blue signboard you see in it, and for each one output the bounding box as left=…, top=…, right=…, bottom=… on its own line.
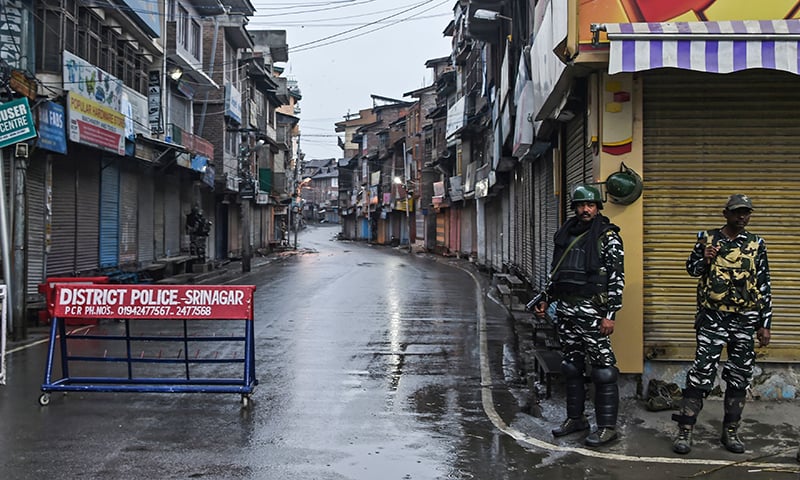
left=37, top=101, right=67, bottom=154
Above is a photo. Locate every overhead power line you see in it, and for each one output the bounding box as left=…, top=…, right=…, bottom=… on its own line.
left=289, top=0, right=449, bottom=53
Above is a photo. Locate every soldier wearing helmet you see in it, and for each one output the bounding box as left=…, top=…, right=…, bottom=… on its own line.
left=671, top=193, right=772, bottom=456
left=532, top=183, right=625, bottom=447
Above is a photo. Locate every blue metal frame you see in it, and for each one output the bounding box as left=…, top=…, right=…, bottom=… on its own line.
left=41, top=316, right=257, bottom=398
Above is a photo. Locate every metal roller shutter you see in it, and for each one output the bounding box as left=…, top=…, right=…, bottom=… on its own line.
left=26, top=157, right=47, bottom=297
left=137, top=172, right=155, bottom=265
left=48, top=159, right=76, bottom=276
left=501, top=189, right=510, bottom=267
left=520, top=160, right=534, bottom=280
left=533, top=152, right=557, bottom=291
left=164, top=175, right=180, bottom=257
left=564, top=116, right=593, bottom=218
left=99, top=162, right=119, bottom=268
left=643, top=70, right=800, bottom=361
left=154, top=182, right=165, bottom=258
left=76, top=157, right=100, bottom=273
left=119, top=168, right=138, bottom=265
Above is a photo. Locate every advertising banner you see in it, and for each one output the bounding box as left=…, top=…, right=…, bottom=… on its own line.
left=67, top=92, right=125, bottom=155
left=53, top=284, right=256, bottom=320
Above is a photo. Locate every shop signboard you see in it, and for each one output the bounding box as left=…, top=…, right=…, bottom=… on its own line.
left=0, top=97, right=36, bottom=149
left=36, top=101, right=67, bottom=154
left=67, top=92, right=125, bottom=156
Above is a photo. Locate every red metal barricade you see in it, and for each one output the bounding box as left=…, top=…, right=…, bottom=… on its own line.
left=39, top=284, right=258, bottom=406
left=37, top=277, right=110, bottom=325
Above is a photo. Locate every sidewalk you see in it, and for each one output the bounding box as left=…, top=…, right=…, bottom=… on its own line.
left=492, top=284, right=800, bottom=471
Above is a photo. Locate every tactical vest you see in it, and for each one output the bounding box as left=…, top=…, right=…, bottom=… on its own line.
left=699, top=230, right=761, bottom=312
left=551, top=232, right=608, bottom=299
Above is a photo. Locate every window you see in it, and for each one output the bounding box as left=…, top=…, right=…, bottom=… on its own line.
left=177, top=5, right=188, bottom=50
left=190, top=19, right=201, bottom=59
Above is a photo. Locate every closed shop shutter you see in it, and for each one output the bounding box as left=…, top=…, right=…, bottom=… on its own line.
left=164, top=174, right=180, bottom=257
left=487, top=199, right=502, bottom=270
left=533, top=152, right=557, bottom=291
left=76, top=157, right=100, bottom=273
left=449, top=206, right=460, bottom=254
left=119, top=168, right=138, bottom=265
left=180, top=177, right=194, bottom=253
left=99, top=162, right=119, bottom=268
left=138, top=172, right=155, bottom=265
left=435, top=211, right=446, bottom=247
left=461, top=203, right=474, bottom=257
left=47, top=159, right=76, bottom=276
left=26, top=157, right=47, bottom=295
left=501, top=190, right=510, bottom=267
left=520, top=160, right=534, bottom=281
left=228, top=202, right=240, bottom=255
left=643, top=70, right=800, bottom=361
left=154, top=182, right=165, bottom=258
left=564, top=115, right=593, bottom=213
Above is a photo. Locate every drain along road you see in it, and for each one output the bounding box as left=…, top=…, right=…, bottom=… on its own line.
left=0, top=226, right=777, bottom=479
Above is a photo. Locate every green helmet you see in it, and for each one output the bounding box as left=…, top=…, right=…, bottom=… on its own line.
left=605, top=170, right=643, bottom=205
left=571, top=184, right=603, bottom=209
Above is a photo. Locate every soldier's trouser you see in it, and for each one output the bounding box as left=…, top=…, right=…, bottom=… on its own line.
left=556, top=314, right=616, bottom=368
left=562, top=360, right=585, bottom=419
left=672, top=386, right=704, bottom=426
left=592, top=366, right=619, bottom=428
left=686, top=308, right=757, bottom=392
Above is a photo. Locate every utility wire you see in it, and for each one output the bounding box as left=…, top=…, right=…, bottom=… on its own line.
left=250, top=0, right=377, bottom=14
left=251, top=13, right=450, bottom=28
left=289, top=0, right=437, bottom=51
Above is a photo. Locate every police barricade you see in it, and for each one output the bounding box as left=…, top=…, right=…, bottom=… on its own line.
left=39, top=284, right=258, bottom=406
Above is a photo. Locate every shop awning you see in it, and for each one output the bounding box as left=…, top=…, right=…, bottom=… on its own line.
left=600, top=20, right=800, bottom=75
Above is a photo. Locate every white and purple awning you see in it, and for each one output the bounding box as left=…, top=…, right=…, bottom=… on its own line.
left=603, top=20, right=800, bottom=75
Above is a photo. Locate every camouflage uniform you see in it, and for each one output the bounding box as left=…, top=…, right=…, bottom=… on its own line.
left=547, top=221, right=624, bottom=443
left=672, top=225, right=772, bottom=454
left=685, top=228, right=772, bottom=392
left=554, top=228, right=625, bottom=368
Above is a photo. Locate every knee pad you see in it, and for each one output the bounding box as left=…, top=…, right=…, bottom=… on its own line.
left=683, top=386, right=706, bottom=399
left=561, top=361, right=584, bottom=379
left=591, top=366, right=619, bottom=384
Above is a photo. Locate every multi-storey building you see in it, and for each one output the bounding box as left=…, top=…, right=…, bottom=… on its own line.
left=0, top=0, right=298, bottom=333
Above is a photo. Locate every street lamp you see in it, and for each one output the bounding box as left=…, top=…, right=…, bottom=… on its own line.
left=473, top=8, right=512, bottom=22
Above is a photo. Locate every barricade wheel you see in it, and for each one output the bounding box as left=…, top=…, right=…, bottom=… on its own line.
left=38, top=393, right=50, bottom=406
left=241, top=394, right=252, bottom=408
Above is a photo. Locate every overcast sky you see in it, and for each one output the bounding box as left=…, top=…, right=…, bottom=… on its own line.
left=248, top=0, right=454, bottom=161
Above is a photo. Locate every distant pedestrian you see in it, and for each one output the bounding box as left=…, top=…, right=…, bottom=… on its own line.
left=532, top=184, right=625, bottom=447
left=672, top=194, right=772, bottom=455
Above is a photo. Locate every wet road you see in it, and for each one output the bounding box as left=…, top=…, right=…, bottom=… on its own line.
left=2, top=226, right=788, bottom=479
left=0, top=226, right=543, bottom=479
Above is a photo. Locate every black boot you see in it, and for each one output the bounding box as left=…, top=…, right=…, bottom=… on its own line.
left=553, top=361, right=589, bottom=437
left=671, top=387, right=704, bottom=454
left=585, top=366, right=619, bottom=447
left=721, top=388, right=746, bottom=454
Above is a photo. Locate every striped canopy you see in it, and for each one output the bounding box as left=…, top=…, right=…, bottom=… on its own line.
left=604, top=19, right=800, bottom=76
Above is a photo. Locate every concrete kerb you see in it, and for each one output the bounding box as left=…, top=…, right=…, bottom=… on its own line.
left=446, top=258, right=800, bottom=471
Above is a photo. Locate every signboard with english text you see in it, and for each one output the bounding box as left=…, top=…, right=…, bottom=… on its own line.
left=53, top=284, right=256, bottom=320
